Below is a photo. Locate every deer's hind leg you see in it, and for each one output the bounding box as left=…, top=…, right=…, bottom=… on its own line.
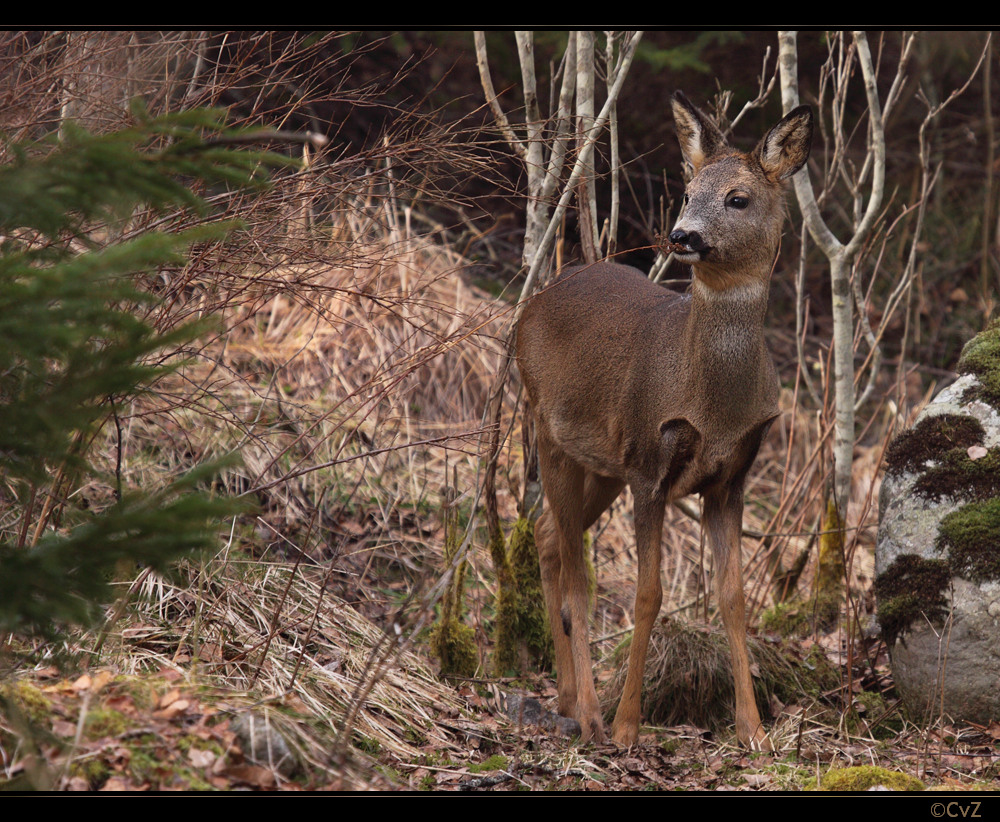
left=535, top=435, right=622, bottom=742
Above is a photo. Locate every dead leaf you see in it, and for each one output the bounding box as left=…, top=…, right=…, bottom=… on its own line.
left=189, top=748, right=216, bottom=768
left=92, top=670, right=114, bottom=692
left=158, top=688, right=181, bottom=709
left=154, top=700, right=190, bottom=720
left=51, top=719, right=76, bottom=737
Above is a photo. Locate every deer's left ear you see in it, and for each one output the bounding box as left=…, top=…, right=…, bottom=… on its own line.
left=671, top=91, right=728, bottom=179
left=756, top=105, right=813, bottom=181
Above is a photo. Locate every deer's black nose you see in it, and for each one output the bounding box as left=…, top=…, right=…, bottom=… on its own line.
left=668, top=229, right=706, bottom=251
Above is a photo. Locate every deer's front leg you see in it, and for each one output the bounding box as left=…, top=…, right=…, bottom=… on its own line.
left=611, top=489, right=665, bottom=747
left=703, top=485, right=772, bottom=751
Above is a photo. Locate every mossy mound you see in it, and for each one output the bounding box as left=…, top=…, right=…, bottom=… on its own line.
left=807, top=765, right=925, bottom=792
left=0, top=680, right=53, bottom=726
left=885, top=413, right=984, bottom=478
left=874, top=554, right=951, bottom=646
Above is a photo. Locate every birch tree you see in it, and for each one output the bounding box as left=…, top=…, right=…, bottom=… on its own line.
left=472, top=31, right=642, bottom=673
left=776, top=31, right=988, bottom=632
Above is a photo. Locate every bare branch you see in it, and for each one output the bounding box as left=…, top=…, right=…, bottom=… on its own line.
left=474, top=31, right=526, bottom=161
left=515, top=30, right=642, bottom=307
left=843, top=31, right=886, bottom=260
left=539, top=34, right=577, bottom=203
left=778, top=31, right=842, bottom=256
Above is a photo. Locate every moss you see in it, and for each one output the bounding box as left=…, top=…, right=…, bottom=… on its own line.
left=430, top=488, right=478, bottom=678
left=807, top=765, right=924, bottom=792
left=758, top=601, right=812, bottom=638
left=69, top=757, right=112, bottom=788
left=469, top=754, right=509, bottom=773
left=353, top=734, right=381, bottom=756
left=507, top=518, right=554, bottom=669
left=848, top=691, right=905, bottom=739
left=874, top=554, right=951, bottom=646
left=0, top=681, right=53, bottom=724
left=493, top=518, right=554, bottom=676
left=430, top=610, right=478, bottom=679
left=811, top=500, right=845, bottom=629
left=937, top=497, right=1000, bottom=583
left=885, top=413, right=984, bottom=477
left=958, top=318, right=1000, bottom=407
left=913, top=446, right=1000, bottom=503
left=800, top=644, right=841, bottom=699
left=84, top=706, right=132, bottom=740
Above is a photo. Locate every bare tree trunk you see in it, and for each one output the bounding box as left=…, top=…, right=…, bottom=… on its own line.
left=575, top=31, right=600, bottom=263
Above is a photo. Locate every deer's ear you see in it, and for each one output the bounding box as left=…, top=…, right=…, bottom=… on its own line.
left=756, top=105, right=813, bottom=181
left=671, top=91, right=727, bottom=179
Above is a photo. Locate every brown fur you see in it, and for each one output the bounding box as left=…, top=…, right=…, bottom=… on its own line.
left=515, top=92, right=813, bottom=747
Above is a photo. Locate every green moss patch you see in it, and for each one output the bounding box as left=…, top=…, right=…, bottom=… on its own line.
left=958, top=319, right=1000, bottom=407
left=807, top=765, right=925, bottom=792
left=937, top=498, right=1000, bottom=583
left=874, top=555, right=951, bottom=647
left=885, top=413, right=984, bottom=477
left=0, top=680, right=53, bottom=725
left=429, top=618, right=478, bottom=679
left=758, top=601, right=812, bottom=638
left=492, top=517, right=553, bottom=676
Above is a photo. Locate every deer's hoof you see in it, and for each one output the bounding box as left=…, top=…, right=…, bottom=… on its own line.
left=611, top=719, right=639, bottom=748
left=575, top=711, right=605, bottom=745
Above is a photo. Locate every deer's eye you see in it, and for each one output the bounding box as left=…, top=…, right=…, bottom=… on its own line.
left=726, top=194, right=749, bottom=210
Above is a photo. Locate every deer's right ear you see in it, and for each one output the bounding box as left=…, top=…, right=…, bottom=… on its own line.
left=757, top=105, right=814, bottom=181
left=671, top=91, right=727, bottom=179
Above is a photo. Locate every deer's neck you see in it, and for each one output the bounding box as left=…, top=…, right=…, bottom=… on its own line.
left=682, top=274, right=772, bottom=415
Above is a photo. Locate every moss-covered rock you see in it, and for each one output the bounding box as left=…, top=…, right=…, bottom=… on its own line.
left=877, top=321, right=1000, bottom=724
left=913, top=446, right=1000, bottom=503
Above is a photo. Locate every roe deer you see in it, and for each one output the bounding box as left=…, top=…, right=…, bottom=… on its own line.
left=515, top=92, right=812, bottom=748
